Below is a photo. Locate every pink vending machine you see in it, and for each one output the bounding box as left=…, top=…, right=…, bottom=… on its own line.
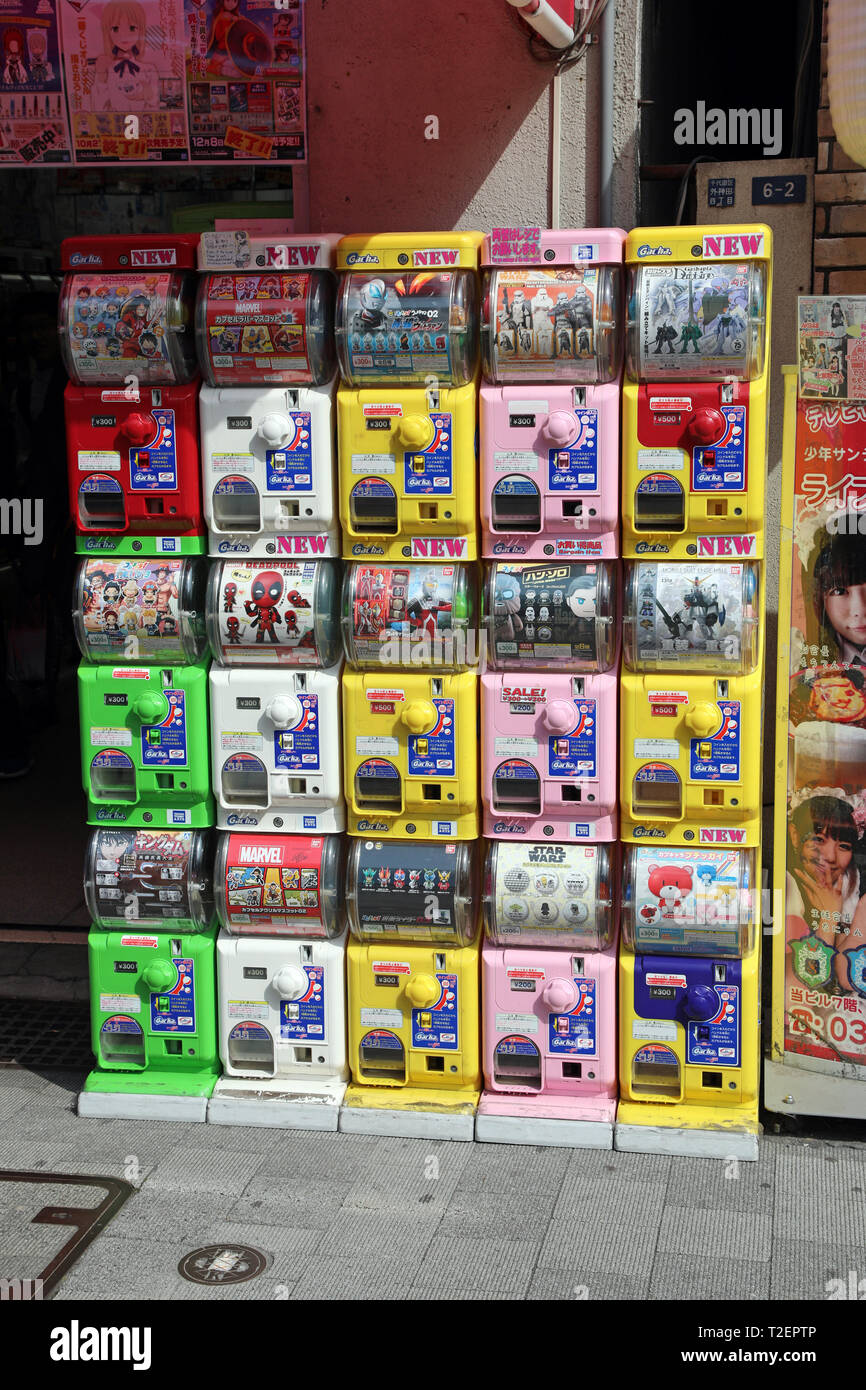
left=476, top=840, right=618, bottom=1146
left=479, top=228, right=625, bottom=560
left=480, top=560, right=619, bottom=841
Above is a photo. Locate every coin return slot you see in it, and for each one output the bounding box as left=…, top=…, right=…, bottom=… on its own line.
left=101, top=1028, right=145, bottom=1067
left=703, top=788, right=724, bottom=806
left=425, top=1055, right=444, bottom=1072
left=222, top=758, right=269, bottom=808
left=706, top=498, right=728, bottom=518
left=279, top=500, right=301, bottom=519
left=228, top=1026, right=274, bottom=1073
left=560, top=785, right=582, bottom=801
left=212, top=481, right=261, bottom=532
left=418, top=503, right=439, bottom=520
left=350, top=480, right=398, bottom=534
left=91, top=761, right=136, bottom=802
left=562, top=500, right=583, bottom=517
left=634, top=478, right=685, bottom=531
left=494, top=1039, right=542, bottom=1089
left=702, top=1070, right=723, bottom=1089
left=562, top=1062, right=582, bottom=1079
left=631, top=1053, right=681, bottom=1096
left=144, top=497, right=165, bottom=515
left=354, top=766, right=401, bottom=811
left=493, top=762, right=541, bottom=815
left=632, top=772, right=682, bottom=819
left=491, top=476, right=541, bottom=532
left=294, top=1047, right=312, bottom=1065
left=164, top=1038, right=182, bottom=1055
left=422, top=783, right=442, bottom=800
left=156, top=773, right=175, bottom=789
left=360, top=1031, right=405, bottom=1081
left=79, top=488, right=126, bottom=530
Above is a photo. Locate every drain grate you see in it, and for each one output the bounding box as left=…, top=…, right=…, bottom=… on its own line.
left=0, top=1171, right=134, bottom=1299
left=0, top=999, right=92, bottom=1071
left=178, top=1245, right=268, bottom=1286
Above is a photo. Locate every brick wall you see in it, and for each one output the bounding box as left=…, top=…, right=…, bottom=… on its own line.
left=815, top=0, right=866, bottom=293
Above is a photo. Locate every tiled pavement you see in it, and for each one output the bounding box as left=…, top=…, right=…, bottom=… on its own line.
left=2, top=1068, right=865, bottom=1301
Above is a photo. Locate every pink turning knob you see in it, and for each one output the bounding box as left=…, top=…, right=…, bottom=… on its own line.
left=543, top=699, right=575, bottom=734
left=542, top=977, right=579, bottom=1012
left=543, top=410, right=577, bottom=447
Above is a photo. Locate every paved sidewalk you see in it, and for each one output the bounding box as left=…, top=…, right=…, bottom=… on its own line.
left=1, top=1067, right=864, bottom=1301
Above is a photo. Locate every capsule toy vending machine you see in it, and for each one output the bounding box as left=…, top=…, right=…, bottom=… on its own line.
left=616, top=844, right=760, bottom=1158
left=60, top=235, right=205, bottom=558
left=74, top=558, right=214, bottom=830
left=616, top=224, right=772, bottom=1159
left=621, top=225, right=772, bottom=561
left=475, top=841, right=618, bottom=1147
left=479, top=227, right=624, bottom=561
left=480, top=560, right=619, bottom=843
left=78, top=827, right=220, bottom=1121
left=196, top=233, right=341, bottom=560
left=342, top=839, right=482, bottom=1139
left=209, top=832, right=349, bottom=1129
left=334, top=232, right=483, bottom=563
left=206, top=559, right=344, bottom=834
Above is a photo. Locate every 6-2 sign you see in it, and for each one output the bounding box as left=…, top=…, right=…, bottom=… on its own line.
left=752, top=175, right=807, bottom=205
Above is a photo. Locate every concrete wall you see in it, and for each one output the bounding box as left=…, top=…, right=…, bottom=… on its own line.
left=304, top=0, right=641, bottom=234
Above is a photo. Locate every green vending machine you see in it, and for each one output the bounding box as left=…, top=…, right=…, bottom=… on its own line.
left=78, top=827, right=220, bottom=1120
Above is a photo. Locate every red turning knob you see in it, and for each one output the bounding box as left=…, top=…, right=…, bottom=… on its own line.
left=687, top=408, right=724, bottom=445
left=123, top=413, right=154, bottom=445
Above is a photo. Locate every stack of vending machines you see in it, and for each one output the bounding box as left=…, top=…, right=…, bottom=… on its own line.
left=474, top=229, right=625, bottom=1146
left=335, top=232, right=485, bottom=1138
left=196, top=232, right=351, bottom=1130
left=615, top=224, right=772, bottom=1159
left=195, top=231, right=341, bottom=561
left=63, top=234, right=221, bottom=1122
left=61, top=234, right=205, bottom=560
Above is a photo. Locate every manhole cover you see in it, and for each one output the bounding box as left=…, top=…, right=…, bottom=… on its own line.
left=178, top=1245, right=267, bottom=1286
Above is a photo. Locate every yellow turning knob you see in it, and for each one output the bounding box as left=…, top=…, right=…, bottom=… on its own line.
left=405, top=973, right=440, bottom=1008
left=401, top=699, right=436, bottom=734
left=684, top=701, right=720, bottom=738
left=395, top=414, right=435, bottom=450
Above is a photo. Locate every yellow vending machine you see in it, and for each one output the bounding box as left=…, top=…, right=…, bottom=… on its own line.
left=616, top=222, right=772, bottom=1160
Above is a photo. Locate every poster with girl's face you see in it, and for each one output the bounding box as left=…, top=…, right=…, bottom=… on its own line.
left=798, top=295, right=866, bottom=401
left=784, top=382, right=866, bottom=1068
left=60, top=0, right=189, bottom=164
left=185, top=0, right=306, bottom=161
left=0, top=2, right=71, bottom=164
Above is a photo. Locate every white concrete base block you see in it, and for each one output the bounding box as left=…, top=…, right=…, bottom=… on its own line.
left=764, top=1058, right=866, bottom=1121
left=208, top=1077, right=346, bottom=1131
left=475, top=1112, right=613, bottom=1149
left=614, top=1121, right=759, bottom=1161
left=338, top=1105, right=475, bottom=1141
left=77, top=1091, right=209, bottom=1123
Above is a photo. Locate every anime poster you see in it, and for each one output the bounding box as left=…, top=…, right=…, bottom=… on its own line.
left=185, top=0, right=306, bottom=162
left=60, top=0, right=189, bottom=164
left=798, top=296, right=866, bottom=402
left=0, top=0, right=71, bottom=165
left=782, top=377, right=866, bottom=1070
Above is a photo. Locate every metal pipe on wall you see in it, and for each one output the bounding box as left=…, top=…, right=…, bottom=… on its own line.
left=599, top=0, right=616, bottom=225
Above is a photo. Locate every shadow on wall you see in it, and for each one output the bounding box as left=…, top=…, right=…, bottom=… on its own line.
left=306, top=1, right=555, bottom=230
